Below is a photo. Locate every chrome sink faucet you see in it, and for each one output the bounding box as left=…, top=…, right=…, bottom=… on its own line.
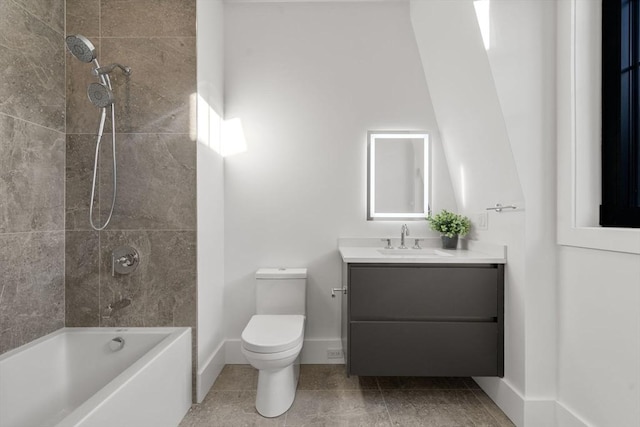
left=399, top=224, right=410, bottom=249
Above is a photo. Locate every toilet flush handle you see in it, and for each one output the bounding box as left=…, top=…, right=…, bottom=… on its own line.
left=331, top=287, right=347, bottom=298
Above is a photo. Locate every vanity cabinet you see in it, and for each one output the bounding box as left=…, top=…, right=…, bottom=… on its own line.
left=342, top=263, right=504, bottom=377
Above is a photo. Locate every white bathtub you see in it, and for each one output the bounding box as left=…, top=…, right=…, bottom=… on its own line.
left=0, top=327, right=192, bottom=427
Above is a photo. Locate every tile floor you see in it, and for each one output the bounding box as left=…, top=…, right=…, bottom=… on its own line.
left=179, top=365, right=515, bottom=427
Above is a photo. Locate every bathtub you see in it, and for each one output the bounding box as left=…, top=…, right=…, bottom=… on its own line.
left=0, top=327, right=192, bottom=427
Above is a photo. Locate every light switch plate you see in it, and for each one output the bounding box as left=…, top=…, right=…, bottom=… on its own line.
left=476, top=212, right=488, bottom=230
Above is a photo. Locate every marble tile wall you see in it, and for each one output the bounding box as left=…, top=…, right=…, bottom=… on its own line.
left=64, top=0, right=197, bottom=362
left=0, top=0, right=66, bottom=354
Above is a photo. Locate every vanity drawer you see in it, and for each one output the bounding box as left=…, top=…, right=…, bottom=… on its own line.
left=349, top=265, right=498, bottom=320
left=349, top=321, right=498, bottom=376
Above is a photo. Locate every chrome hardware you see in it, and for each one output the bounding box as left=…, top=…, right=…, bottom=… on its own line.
left=486, top=203, right=517, bottom=213
left=109, top=336, right=125, bottom=352
left=380, top=238, right=393, bottom=249
left=412, top=239, right=423, bottom=249
left=399, top=224, right=410, bottom=249
left=104, top=297, right=131, bottom=318
left=92, top=63, right=132, bottom=76
left=111, top=246, right=140, bottom=276
left=331, top=287, right=347, bottom=298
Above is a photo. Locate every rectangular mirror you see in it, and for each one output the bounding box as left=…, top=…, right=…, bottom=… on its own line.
left=367, top=131, right=430, bottom=220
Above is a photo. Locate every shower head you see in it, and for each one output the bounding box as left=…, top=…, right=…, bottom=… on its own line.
left=87, top=83, right=114, bottom=108
left=66, top=34, right=96, bottom=63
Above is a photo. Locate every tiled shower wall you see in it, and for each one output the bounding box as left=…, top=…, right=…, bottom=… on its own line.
left=0, top=0, right=66, bottom=354
left=0, top=0, right=197, bottom=356
left=64, top=0, right=197, bottom=339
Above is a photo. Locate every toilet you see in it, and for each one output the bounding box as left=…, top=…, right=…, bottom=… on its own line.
left=241, top=268, right=307, bottom=418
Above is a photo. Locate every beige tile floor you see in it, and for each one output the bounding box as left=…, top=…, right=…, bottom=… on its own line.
left=179, top=365, right=515, bottom=427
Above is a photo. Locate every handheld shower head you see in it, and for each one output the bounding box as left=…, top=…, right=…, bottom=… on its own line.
left=65, top=34, right=96, bottom=63
left=87, top=83, right=114, bottom=108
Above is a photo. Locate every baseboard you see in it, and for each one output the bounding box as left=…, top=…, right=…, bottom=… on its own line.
left=300, top=338, right=345, bottom=364
left=224, top=338, right=345, bottom=364
left=225, top=339, right=246, bottom=364
left=196, top=341, right=225, bottom=403
left=555, top=402, right=590, bottom=427
left=473, top=377, right=554, bottom=426
left=525, top=399, right=556, bottom=427
left=474, top=377, right=525, bottom=426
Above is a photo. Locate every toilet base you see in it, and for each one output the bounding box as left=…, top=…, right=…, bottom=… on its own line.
left=255, top=357, right=300, bottom=418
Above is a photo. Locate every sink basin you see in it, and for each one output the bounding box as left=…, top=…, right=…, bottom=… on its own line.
left=376, top=248, right=453, bottom=257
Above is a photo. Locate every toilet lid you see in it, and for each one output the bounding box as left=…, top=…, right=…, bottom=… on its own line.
left=241, top=315, right=305, bottom=353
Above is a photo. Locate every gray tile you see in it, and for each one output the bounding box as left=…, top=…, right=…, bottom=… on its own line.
left=376, top=376, right=471, bottom=390
left=0, top=1, right=64, bottom=131
left=383, top=389, right=501, bottom=427
left=98, top=133, right=196, bottom=230
left=101, top=0, right=196, bottom=37
left=0, top=232, right=64, bottom=355
left=472, top=390, right=515, bottom=427
left=179, top=390, right=284, bottom=427
left=65, top=231, right=100, bottom=327
left=13, top=0, right=64, bottom=34
left=285, top=390, right=392, bottom=426
left=213, top=365, right=259, bottom=391
left=98, top=230, right=196, bottom=328
left=178, top=366, right=515, bottom=427
left=66, top=0, right=100, bottom=38
left=0, top=328, right=19, bottom=355
left=298, top=365, right=378, bottom=390
left=66, top=134, right=99, bottom=231
left=0, top=115, right=64, bottom=233
left=101, top=37, right=196, bottom=134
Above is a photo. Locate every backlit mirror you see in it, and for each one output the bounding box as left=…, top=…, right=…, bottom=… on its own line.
left=367, top=131, right=430, bottom=220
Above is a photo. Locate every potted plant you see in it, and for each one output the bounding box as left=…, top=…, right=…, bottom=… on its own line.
left=427, top=209, right=471, bottom=249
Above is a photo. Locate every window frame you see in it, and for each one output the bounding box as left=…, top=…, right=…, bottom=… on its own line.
left=600, top=0, right=640, bottom=227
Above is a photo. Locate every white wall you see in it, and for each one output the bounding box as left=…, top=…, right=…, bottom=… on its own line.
left=557, top=248, right=640, bottom=427
left=223, top=0, right=456, bottom=362
left=556, top=1, right=640, bottom=425
left=197, top=1, right=640, bottom=424
left=484, top=0, right=558, bottom=402
left=409, top=0, right=524, bottom=215
left=196, top=0, right=225, bottom=402
left=410, top=1, right=557, bottom=425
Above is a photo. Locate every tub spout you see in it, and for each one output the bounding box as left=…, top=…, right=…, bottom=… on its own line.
left=111, top=297, right=131, bottom=311
left=104, top=297, right=131, bottom=318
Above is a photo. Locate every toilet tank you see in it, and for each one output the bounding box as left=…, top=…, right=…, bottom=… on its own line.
left=255, top=268, right=307, bottom=315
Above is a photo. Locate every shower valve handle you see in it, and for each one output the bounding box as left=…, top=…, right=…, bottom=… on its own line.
left=111, top=246, right=140, bottom=276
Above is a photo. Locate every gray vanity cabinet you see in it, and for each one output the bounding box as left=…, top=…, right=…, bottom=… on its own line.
left=342, top=263, right=504, bottom=377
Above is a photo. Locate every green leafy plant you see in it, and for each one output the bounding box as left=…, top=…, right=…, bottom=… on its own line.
left=427, top=209, right=471, bottom=238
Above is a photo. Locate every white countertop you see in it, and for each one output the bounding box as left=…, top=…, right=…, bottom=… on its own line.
left=338, top=238, right=506, bottom=264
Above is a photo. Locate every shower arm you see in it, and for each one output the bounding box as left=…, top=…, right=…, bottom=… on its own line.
left=92, top=63, right=132, bottom=77
left=91, top=59, right=112, bottom=89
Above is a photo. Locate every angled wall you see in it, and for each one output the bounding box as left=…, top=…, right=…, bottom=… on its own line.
left=410, top=1, right=557, bottom=425
left=409, top=0, right=524, bottom=214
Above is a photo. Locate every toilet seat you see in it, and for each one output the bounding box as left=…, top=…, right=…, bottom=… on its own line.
left=241, top=315, right=305, bottom=353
